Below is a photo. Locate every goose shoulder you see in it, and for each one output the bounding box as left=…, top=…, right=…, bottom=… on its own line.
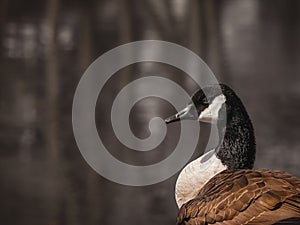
left=176, top=169, right=300, bottom=225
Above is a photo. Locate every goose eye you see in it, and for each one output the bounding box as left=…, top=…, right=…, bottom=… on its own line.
left=202, top=97, right=209, bottom=104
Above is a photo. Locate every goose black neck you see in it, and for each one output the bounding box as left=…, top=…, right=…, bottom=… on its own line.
left=216, top=94, right=256, bottom=170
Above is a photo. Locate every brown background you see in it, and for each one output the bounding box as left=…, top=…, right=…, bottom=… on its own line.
left=1, top=0, right=300, bottom=225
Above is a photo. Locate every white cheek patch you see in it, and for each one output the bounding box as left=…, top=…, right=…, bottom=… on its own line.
left=198, top=94, right=226, bottom=123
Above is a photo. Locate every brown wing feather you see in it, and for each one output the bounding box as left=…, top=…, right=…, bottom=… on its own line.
left=177, top=169, right=300, bottom=225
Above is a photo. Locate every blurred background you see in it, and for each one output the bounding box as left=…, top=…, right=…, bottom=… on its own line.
left=1, top=0, right=300, bottom=225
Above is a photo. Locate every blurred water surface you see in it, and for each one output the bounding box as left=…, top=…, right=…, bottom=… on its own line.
left=1, top=0, right=300, bottom=225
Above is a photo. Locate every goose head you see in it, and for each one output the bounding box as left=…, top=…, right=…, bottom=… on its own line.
left=165, top=84, right=256, bottom=170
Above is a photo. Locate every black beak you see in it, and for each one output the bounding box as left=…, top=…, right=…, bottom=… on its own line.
left=164, top=104, right=198, bottom=124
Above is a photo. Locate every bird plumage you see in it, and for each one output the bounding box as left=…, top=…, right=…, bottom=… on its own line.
left=165, top=84, right=300, bottom=225
left=176, top=169, right=300, bottom=225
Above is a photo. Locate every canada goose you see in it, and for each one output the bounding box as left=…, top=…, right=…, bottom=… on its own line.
left=165, top=84, right=300, bottom=225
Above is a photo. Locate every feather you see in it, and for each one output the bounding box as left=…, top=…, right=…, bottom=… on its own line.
left=176, top=170, right=300, bottom=225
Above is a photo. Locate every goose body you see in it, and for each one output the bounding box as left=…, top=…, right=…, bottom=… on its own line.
left=175, top=149, right=227, bottom=208
left=177, top=169, right=300, bottom=225
left=165, top=84, right=300, bottom=225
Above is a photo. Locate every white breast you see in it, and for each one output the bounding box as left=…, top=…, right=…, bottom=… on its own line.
left=175, top=149, right=227, bottom=208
